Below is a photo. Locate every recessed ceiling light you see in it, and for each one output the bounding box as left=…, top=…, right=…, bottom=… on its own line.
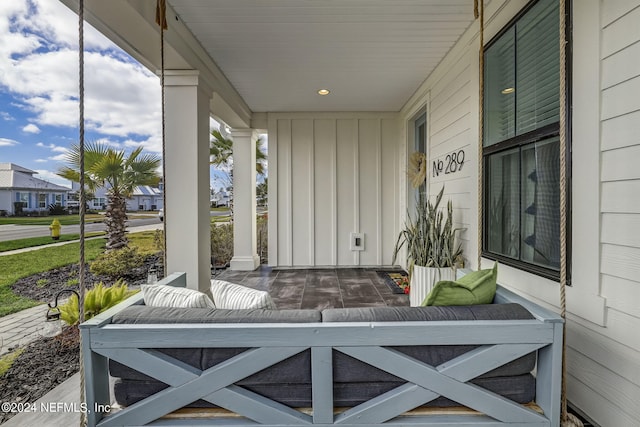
left=501, top=87, right=515, bottom=94
left=317, top=89, right=330, bottom=96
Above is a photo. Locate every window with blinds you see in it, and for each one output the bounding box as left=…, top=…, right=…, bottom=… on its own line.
left=482, top=0, right=568, bottom=281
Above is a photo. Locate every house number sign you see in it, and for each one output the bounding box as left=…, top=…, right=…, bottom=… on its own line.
left=432, top=149, right=465, bottom=177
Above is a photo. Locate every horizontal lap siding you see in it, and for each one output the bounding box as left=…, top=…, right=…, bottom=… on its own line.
left=589, top=1, right=640, bottom=426
left=399, top=2, right=640, bottom=425
left=272, top=114, right=399, bottom=267
left=428, top=48, right=473, bottom=261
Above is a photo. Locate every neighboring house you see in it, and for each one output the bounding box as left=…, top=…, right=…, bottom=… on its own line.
left=126, top=185, right=163, bottom=211
left=210, top=188, right=230, bottom=207
left=61, top=1, right=640, bottom=425
left=70, top=182, right=163, bottom=211
left=0, top=163, right=69, bottom=215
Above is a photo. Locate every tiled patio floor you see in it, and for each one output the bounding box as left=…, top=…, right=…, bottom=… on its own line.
left=214, top=266, right=409, bottom=310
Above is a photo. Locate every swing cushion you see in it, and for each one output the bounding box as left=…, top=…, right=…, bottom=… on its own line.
left=423, top=263, right=498, bottom=306
left=142, top=284, right=216, bottom=309
left=210, top=280, right=277, bottom=310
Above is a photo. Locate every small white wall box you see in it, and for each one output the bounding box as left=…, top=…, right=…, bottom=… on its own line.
left=350, top=232, right=365, bottom=251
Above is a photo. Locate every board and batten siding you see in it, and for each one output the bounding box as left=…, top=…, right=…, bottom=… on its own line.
left=399, top=1, right=640, bottom=425
left=268, top=114, right=400, bottom=267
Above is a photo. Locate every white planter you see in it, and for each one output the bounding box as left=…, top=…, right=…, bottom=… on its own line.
left=409, top=266, right=456, bottom=307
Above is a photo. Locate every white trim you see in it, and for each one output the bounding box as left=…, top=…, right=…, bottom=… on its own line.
left=267, top=115, right=278, bottom=266
left=354, top=119, right=360, bottom=266
left=309, top=121, right=315, bottom=266
left=377, top=118, right=383, bottom=266
left=229, top=255, right=260, bottom=271
left=332, top=123, right=338, bottom=266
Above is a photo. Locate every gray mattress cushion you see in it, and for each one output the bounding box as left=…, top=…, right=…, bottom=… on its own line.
left=109, top=306, right=320, bottom=383
left=111, top=306, right=322, bottom=324
left=323, top=303, right=536, bottom=380
left=109, top=303, right=536, bottom=410
left=110, top=349, right=311, bottom=384
left=113, top=374, right=535, bottom=408
left=321, top=303, right=534, bottom=322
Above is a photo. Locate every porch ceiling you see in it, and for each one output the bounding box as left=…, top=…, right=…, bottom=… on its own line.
left=168, top=0, right=477, bottom=113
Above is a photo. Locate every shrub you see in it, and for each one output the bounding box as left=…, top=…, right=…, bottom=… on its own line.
left=153, top=229, right=165, bottom=254
left=211, top=223, right=233, bottom=267
left=89, top=247, right=144, bottom=278
left=58, top=280, right=137, bottom=325
left=257, top=214, right=268, bottom=264
left=48, top=204, right=67, bottom=215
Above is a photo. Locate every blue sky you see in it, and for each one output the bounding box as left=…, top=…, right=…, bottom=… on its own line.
left=0, top=0, right=232, bottom=190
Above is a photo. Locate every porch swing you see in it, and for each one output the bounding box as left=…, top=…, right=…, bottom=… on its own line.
left=75, top=1, right=574, bottom=426
left=74, top=0, right=168, bottom=425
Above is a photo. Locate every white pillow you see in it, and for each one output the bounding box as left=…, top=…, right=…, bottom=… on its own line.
left=210, top=280, right=277, bottom=310
left=142, top=284, right=216, bottom=308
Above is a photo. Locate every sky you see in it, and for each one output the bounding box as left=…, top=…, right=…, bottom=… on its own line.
left=0, top=0, right=232, bottom=190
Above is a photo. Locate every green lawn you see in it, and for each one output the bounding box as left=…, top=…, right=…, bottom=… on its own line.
left=0, top=214, right=104, bottom=226
left=128, top=231, right=163, bottom=255
left=211, top=215, right=232, bottom=223
left=0, top=238, right=106, bottom=317
left=0, top=232, right=105, bottom=253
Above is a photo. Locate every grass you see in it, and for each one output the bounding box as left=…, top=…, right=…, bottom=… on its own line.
left=0, top=214, right=104, bottom=226
left=128, top=231, right=163, bottom=255
left=211, top=216, right=232, bottom=223
left=0, top=348, right=24, bottom=376
left=0, top=238, right=106, bottom=317
left=0, top=232, right=105, bottom=253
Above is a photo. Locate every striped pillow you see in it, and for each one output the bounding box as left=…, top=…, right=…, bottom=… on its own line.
left=210, top=280, right=277, bottom=310
left=142, top=284, right=216, bottom=308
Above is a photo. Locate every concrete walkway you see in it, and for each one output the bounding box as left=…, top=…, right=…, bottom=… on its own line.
left=0, top=224, right=162, bottom=356
left=1, top=373, right=81, bottom=426
left=0, top=303, right=50, bottom=357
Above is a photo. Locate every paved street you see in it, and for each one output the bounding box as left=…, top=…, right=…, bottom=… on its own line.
left=0, top=217, right=161, bottom=242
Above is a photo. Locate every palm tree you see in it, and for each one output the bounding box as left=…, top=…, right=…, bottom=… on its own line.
left=58, top=142, right=161, bottom=250
left=210, top=128, right=267, bottom=178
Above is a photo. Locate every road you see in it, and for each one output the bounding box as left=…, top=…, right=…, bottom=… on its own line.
left=0, top=210, right=232, bottom=242
left=0, top=217, right=162, bottom=242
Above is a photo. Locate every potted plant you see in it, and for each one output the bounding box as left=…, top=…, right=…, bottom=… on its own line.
left=392, top=186, right=464, bottom=306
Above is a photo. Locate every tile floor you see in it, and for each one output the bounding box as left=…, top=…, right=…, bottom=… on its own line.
left=214, top=266, right=409, bottom=310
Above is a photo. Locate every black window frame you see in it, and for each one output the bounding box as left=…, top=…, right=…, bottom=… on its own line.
left=481, top=0, right=572, bottom=283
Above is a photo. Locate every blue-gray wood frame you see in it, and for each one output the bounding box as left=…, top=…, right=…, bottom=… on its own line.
left=80, top=272, right=563, bottom=427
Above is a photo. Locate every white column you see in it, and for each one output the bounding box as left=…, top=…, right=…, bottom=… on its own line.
left=230, top=129, right=259, bottom=270
left=164, top=70, right=212, bottom=292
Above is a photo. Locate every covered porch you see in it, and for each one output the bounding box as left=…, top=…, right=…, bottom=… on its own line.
left=58, top=1, right=640, bottom=426
left=60, top=0, right=481, bottom=293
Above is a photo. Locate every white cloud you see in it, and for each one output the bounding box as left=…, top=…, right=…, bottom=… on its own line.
left=34, top=169, right=71, bottom=188
left=94, top=138, right=123, bottom=150
left=35, top=158, right=47, bottom=163
left=23, top=123, right=40, bottom=133
left=48, top=153, right=67, bottom=162
left=37, top=142, right=68, bottom=153
left=0, top=0, right=161, bottom=145
left=0, top=137, right=19, bottom=147
left=0, top=112, right=15, bottom=121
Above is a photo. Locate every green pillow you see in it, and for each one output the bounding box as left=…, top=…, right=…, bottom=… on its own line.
left=422, top=263, right=498, bottom=306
